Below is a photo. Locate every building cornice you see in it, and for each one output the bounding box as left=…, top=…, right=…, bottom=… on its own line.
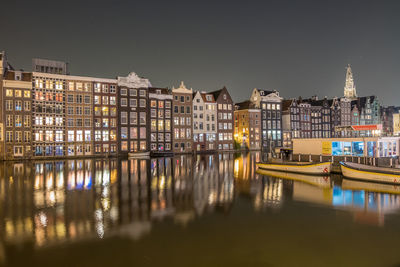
left=3, top=80, right=32, bottom=89
left=32, top=72, right=117, bottom=83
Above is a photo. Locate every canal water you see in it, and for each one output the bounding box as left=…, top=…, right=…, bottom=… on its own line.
left=1, top=152, right=400, bottom=267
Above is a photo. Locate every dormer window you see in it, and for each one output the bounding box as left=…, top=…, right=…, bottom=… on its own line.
left=206, top=95, right=212, bottom=101
left=156, top=90, right=161, bottom=94
left=223, top=94, right=226, bottom=100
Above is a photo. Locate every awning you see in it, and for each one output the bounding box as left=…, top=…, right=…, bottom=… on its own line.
left=351, top=124, right=382, bottom=131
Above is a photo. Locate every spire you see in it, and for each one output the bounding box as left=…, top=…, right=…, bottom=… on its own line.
left=344, top=64, right=357, bottom=99
left=179, top=81, right=186, bottom=89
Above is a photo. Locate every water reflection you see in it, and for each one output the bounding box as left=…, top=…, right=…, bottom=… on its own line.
left=1, top=152, right=400, bottom=252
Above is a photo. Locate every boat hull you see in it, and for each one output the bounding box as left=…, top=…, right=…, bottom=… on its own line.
left=340, top=162, right=400, bottom=185
left=256, top=162, right=331, bottom=175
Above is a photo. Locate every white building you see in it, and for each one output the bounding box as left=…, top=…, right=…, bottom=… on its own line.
left=193, top=91, right=217, bottom=151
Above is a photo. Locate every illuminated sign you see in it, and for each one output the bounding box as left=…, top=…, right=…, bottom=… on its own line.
left=322, top=141, right=332, bottom=155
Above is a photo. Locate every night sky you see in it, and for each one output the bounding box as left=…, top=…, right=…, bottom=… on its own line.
left=1, top=0, right=400, bottom=105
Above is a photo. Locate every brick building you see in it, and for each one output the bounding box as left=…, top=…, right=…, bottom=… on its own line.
left=149, top=87, right=173, bottom=154
left=210, top=87, right=234, bottom=150
left=234, top=101, right=261, bottom=150
left=117, top=72, right=151, bottom=155
left=93, top=80, right=118, bottom=156
left=172, top=81, right=193, bottom=153
left=2, top=70, right=33, bottom=159
left=65, top=78, right=93, bottom=157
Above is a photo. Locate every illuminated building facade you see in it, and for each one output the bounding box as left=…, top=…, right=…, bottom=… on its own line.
left=172, top=81, right=193, bottom=153
left=117, top=72, right=151, bottom=155
left=250, top=88, right=283, bottom=152
left=192, top=91, right=217, bottom=152
left=32, top=72, right=66, bottom=157
left=2, top=70, right=33, bottom=159
left=350, top=96, right=382, bottom=137
left=211, top=87, right=234, bottom=150
left=148, top=87, right=173, bottom=154
left=234, top=101, right=261, bottom=150
left=380, top=106, right=400, bottom=136
left=65, top=78, right=93, bottom=156
left=93, top=80, right=118, bottom=156
left=282, top=97, right=331, bottom=148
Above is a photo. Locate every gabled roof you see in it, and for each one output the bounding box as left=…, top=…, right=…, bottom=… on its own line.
left=304, top=98, right=330, bottom=108
left=282, top=99, right=295, bottom=111
left=209, top=86, right=232, bottom=101
left=351, top=95, right=377, bottom=110
left=255, top=88, right=277, bottom=96
left=200, top=92, right=215, bottom=103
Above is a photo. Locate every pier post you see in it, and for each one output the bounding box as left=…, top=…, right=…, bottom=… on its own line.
left=390, top=157, right=393, bottom=168
left=309, top=154, right=312, bottom=162
left=358, top=157, right=360, bottom=164
left=298, top=154, right=301, bottom=162
left=320, top=154, right=322, bottom=162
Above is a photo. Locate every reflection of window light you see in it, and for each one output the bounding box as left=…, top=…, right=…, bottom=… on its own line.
left=102, top=198, right=110, bottom=211
left=48, top=191, right=56, bottom=205
left=352, top=191, right=365, bottom=208
left=234, top=159, right=239, bottom=178
left=85, top=175, right=92, bottom=189
left=159, top=176, right=165, bottom=189
left=102, top=187, right=109, bottom=198
left=68, top=173, right=75, bottom=190
left=38, top=211, right=48, bottom=227
left=76, top=171, right=84, bottom=189
left=102, top=171, right=110, bottom=186
left=57, top=175, right=64, bottom=189
left=46, top=175, right=53, bottom=189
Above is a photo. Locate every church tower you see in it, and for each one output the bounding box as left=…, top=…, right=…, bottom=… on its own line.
left=344, top=64, right=357, bottom=99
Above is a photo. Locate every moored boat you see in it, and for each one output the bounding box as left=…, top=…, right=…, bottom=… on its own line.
left=340, top=161, right=400, bottom=185
left=256, top=161, right=331, bottom=175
